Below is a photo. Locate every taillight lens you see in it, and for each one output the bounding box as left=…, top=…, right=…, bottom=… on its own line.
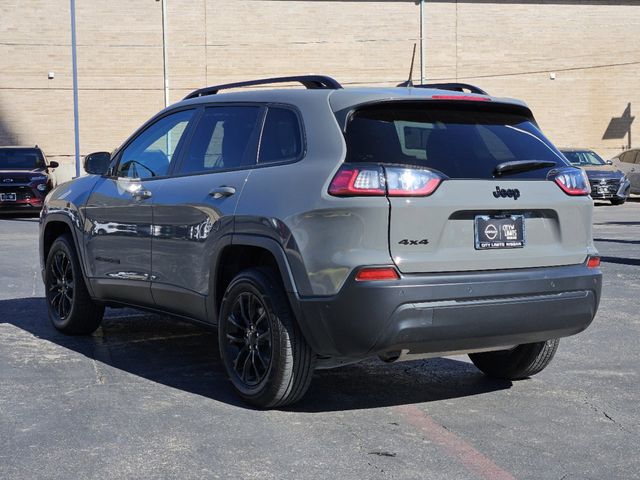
left=327, top=165, right=385, bottom=196
left=329, top=164, right=444, bottom=197
left=587, top=256, right=601, bottom=269
left=385, top=166, right=443, bottom=196
left=548, top=167, right=591, bottom=196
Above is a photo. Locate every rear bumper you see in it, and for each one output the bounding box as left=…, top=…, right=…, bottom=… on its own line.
left=0, top=199, right=43, bottom=211
left=295, top=263, right=601, bottom=358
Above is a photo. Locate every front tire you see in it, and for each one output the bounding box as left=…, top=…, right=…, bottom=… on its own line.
left=469, top=339, right=559, bottom=380
left=611, top=198, right=626, bottom=205
left=218, top=268, right=315, bottom=408
left=45, top=234, right=104, bottom=335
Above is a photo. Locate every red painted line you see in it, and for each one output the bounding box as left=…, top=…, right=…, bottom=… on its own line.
left=394, top=404, right=516, bottom=480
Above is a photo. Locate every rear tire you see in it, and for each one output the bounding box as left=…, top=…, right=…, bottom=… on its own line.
left=45, top=234, right=104, bottom=335
left=610, top=198, right=625, bottom=205
left=469, top=339, right=559, bottom=380
left=218, top=268, right=315, bottom=408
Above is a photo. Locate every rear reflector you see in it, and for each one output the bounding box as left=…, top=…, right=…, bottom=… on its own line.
left=431, top=95, right=491, bottom=102
left=587, top=256, right=601, bottom=269
left=548, top=167, right=590, bottom=196
left=355, top=267, right=400, bottom=281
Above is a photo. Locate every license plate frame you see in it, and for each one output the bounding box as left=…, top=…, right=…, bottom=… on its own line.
left=475, top=214, right=525, bottom=250
left=0, top=193, right=17, bottom=202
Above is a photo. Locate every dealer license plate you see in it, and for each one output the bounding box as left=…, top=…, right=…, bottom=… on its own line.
left=475, top=215, right=525, bottom=250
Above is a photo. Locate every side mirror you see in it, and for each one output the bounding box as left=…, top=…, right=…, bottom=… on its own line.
left=48, top=160, right=59, bottom=169
left=84, top=151, right=111, bottom=175
left=605, top=160, right=613, bottom=165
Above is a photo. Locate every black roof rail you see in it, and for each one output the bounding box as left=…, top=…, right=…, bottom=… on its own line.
left=397, top=80, right=488, bottom=96
left=184, top=75, right=343, bottom=100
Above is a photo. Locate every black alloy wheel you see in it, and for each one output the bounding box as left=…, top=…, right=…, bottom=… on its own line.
left=45, top=234, right=104, bottom=335
left=47, top=250, right=74, bottom=321
left=218, top=268, right=315, bottom=408
left=224, top=291, right=273, bottom=386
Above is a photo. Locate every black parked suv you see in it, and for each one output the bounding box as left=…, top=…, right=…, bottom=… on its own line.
left=40, top=76, right=601, bottom=408
left=0, top=146, right=58, bottom=212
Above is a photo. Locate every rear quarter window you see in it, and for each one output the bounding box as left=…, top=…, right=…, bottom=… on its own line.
left=258, top=107, right=303, bottom=164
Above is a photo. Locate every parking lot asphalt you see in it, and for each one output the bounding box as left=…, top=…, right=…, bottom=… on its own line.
left=1, top=201, right=639, bottom=480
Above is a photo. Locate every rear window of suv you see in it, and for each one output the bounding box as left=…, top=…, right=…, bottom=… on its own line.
left=345, top=102, right=567, bottom=179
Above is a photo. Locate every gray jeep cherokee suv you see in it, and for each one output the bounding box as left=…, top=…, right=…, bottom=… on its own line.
left=40, top=75, right=602, bottom=408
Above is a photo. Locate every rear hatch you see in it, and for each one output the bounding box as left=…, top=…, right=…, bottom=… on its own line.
left=344, top=100, right=593, bottom=274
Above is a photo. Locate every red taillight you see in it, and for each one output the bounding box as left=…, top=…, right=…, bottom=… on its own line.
left=431, top=95, right=491, bottom=102
left=587, top=256, right=601, bottom=269
left=329, top=164, right=444, bottom=197
left=548, top=167, right=591, bottom=196
left=355, top=267, right=400, bottom=281
left=328, top=165, right=386, bottom=196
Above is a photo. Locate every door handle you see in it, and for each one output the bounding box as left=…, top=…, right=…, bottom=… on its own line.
left=209, top=186, right=236, bottom=199
left=131, top=189, right=152, bottom=200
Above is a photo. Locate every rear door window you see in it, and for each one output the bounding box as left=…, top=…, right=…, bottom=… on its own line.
left=345, top=103, right=567, bottom=179
left=179, top=106, right=262, bottom=174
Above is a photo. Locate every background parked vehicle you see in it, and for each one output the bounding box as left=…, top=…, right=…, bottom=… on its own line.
left=610, top=148, right=640, bottom=195
left=560, top=149, right=630, bottom=205
left=0, top=146, right=58, bottom=213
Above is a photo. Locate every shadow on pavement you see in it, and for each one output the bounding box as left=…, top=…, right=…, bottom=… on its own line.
left=0, top=213, right=40, bottom=221
left=594, top=221, right=640, bottom=226
left=594, top=238, right=640, bottom=245
left=600, top=256, right=640, bottom=267
left=0, top=297, right=512, bottom=412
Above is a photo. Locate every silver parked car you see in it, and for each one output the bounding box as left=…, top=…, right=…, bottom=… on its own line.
left=610, top=148, right=640, bottom=195
left=39, top=76, right=602, bottom=407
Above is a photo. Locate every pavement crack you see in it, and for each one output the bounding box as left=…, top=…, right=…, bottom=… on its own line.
left=368, top=450, right=397, bottom=458
left=583, top=399, right=632, bottom=435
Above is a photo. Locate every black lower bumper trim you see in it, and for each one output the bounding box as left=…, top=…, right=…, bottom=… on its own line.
left=295, top=263, right=601, bottom=359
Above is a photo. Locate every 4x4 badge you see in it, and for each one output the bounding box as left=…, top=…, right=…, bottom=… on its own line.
left=493, top=186, right=520, bottom=200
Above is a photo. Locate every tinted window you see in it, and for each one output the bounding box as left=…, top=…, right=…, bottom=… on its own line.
left=0, top=148, right=45, bottom=169
left=258, top=107, right=303, bottom=163
left=561, top=150, right=605, bottom=167
left=345, top=103, right=567, bottom=179
left=117, top=109, right=194, bottom=179
left=179, top=106, right=261, bottom=174
left=619, top=151, right=635, bottom=164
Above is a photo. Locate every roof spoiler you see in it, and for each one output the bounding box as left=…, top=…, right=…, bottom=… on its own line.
left=397, top=81, right=488, bottom=96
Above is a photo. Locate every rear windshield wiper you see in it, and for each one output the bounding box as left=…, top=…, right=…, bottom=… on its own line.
left=493, top=160, right=556, bottom=177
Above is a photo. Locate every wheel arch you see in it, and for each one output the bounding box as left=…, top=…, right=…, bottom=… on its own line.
left=208, top=234, right=300, bottom=326
left=41, top=214, right=95, bottom=297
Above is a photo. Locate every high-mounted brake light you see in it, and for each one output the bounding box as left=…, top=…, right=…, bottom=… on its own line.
left=355, top=267, right=400, bottom=281
left=329, top=164, right=444, bottom=197
left=587, top=256, right=601, bottom=269
left=548, top=167, right=590, bottom=196
left=431, top=95, right=492, bottom=102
